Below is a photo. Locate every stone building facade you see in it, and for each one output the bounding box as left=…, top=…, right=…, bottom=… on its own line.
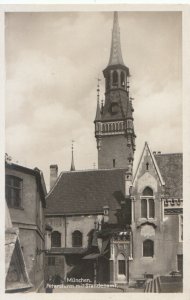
left=44, top=11, right=183, bottom=289
left=5, top=161, right=47, bottom=292
left=129, top=143, right=183, bottom=279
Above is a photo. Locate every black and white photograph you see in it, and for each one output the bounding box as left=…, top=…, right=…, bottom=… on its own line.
left=3, top=5, right=187, bottom=294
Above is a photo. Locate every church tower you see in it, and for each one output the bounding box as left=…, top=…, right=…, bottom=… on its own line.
left=94, top=12, right=136, bottom=169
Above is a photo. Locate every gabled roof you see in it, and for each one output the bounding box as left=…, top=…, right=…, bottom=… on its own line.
left=46, top=169, right=126, bottom=222
left=133, top=142, right=165, bottom=186
left=133, top=142, right=183, bottom=199
left=154, top=153, right=183, bottom=199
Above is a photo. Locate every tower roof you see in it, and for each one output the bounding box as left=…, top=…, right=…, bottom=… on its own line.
left=108, top=12, right=125, bottom=67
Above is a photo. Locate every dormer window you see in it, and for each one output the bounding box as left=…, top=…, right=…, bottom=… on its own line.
left=6, top=175, right=22, bottom=208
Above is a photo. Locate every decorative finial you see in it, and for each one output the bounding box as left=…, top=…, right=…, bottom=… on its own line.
left=70, top=140, right=75, bottom=171
left=96, top=77, right=101, bottom=102
left=95, top=77, right=102, bottom=121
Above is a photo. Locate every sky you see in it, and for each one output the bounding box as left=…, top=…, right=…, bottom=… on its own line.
left=5, top=11, right=182, bottom=191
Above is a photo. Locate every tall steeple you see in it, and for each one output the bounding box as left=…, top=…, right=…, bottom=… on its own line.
left=70, top=140, right=75, bottom=171
left=94, top=11, right=136, bottom=170
left=108, top=11, right=125, bottom=66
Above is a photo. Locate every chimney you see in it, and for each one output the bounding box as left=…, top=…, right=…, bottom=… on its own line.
left=50, top=164, right=58, bottom=190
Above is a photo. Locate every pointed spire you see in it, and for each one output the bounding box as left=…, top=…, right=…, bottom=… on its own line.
left=70, top=140, right=75, bottom=171
left=108, top=11, right=125, bottom=66
left=95, top=77, right=101, bottom=121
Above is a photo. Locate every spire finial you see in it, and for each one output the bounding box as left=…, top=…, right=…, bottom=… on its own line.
left=108, top=11, right=125, bottom=66
left=70, top=140, right=75, bottom=171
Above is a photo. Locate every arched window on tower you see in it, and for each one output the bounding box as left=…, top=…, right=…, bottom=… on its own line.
left=121, top=71, right=125, bottom=87
left=118, top=253, right=126, bottom=275
left=51, top=231, right=61, bottom=248
left=143, top=239, right=154, bottom=257
left=72, top=230, right=82, bottom=247
left=112, top=70, right=118, bottom=87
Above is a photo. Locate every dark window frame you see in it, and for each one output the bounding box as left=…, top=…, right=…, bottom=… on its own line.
left=143, top=239, right=154, bottom=257
left=5, top=175, right=23, bottom=208
left=118, top=253, right=126, bottom=275
left=51, top=231, right=61, bottom=248
left=72, top=230, right=82, bottom=247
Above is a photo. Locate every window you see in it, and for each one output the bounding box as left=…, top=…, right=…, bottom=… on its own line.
left=143, top=186, right=153, bottom=196
left=121, top=72, right=125, bottom=87
left=141, top=187, right=155, bottom=219
left=106, top=75, right=110, bottom=90
left=51, top=231, right=61, bottom=247
left=6, top=175, right=22, bottom=208
left=72, top=230, right=82, bottom=247
left=113, top=159, right=116, bottom=168
left=141, top=199, right=147, bottom=218
left=118, top=253, right=126, bottom=275
left=48, top=256, right=55, bottom=266
left=177, top=255, right=183, bottom=274
left=179, top=215, right=183, bottom=242
left=143, top=239, right=154, bottom=257
left=112, top=70, right=118, bottom=86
